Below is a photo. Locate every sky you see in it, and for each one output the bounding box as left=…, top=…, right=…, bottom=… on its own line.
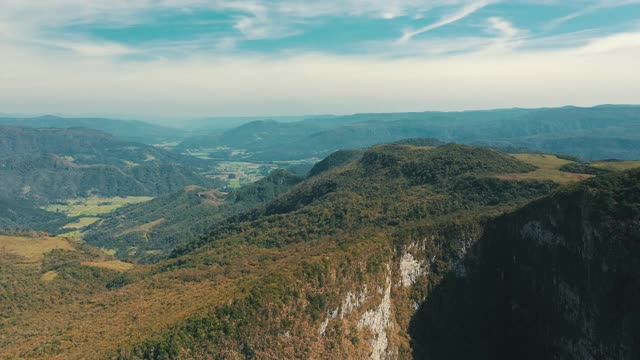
left=0, top=0, right=639, bottom=120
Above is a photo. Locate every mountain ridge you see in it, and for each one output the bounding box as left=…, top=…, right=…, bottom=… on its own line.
left=0, top=138, right=638, bottom=360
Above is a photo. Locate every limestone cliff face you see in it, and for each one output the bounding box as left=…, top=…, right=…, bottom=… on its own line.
left=411, top=169, right=640, bottom=360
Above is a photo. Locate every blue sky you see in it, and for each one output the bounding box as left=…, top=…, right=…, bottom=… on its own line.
left=0, top=1, right=639, bottom=119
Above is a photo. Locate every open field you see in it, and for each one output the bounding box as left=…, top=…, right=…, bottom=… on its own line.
left=80, top=260, right=134, bottom=272
left=204, top=161, right=279, bottom=188
left=399, top=145, right=436, bottom=151
left=0, top=235, right=74, bottom=264
left=62, top=217, right=101, bottom=229
left=117, top=218, right=166, bottom=240
left=591, top=160, right=640, bottom=171
left=184, top=147, right=250, bottom=160
left=497, top=154, right=594, bottom=184
left=41, top=271, right=58, bottom=281
left=59, top=230, right=83, bottom=241
left=45, top=196, right=153, bottom=217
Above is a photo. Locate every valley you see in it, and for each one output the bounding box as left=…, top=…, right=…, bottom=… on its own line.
left=0, top=108, right=639, bottom=359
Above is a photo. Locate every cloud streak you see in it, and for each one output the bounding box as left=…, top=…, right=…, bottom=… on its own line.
left=399, top=1, right=489, bottom=43
left=545, top=0, right=640, bottom=29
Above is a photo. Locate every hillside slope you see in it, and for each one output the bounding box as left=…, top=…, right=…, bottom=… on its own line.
left=83, top=170, right=304, bottom=262
left=0, top=126, right=212, bottom=202
left=0, top=143, right=558, bottom=359
left=0, top=198, right=68, bottom=233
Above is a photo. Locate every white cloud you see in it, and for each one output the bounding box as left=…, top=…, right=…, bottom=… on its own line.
left=577, top=31, right=640, bottom=53
left=481, top=16, right=525, bottom=52
left=488, top=17, right=519, bottom=39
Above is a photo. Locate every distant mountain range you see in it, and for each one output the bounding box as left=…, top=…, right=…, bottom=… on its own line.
left=0, top=115, right=184, bottom=144
left=4, top=105, right=639, bottom=161
left=0, top=126, right=213, bottom=202
left=177, top=105, right=640, bottom=161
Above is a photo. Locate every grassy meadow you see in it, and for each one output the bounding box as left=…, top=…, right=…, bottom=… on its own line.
left=591, top=160, right=640, bottom=171
left=497, top=154, right=594, bottom=184
left=0, top=235, right=74, bottom=264
left=46, top=196, right=153, bottom=217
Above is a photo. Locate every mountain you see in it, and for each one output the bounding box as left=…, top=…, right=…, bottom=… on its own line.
left=177, top=105, right=640, bottom=161
left=172, top=143, right=545, bottom=255
left=175, top=119, right=324, bottom=153
left=0, top=115, right=184, bottom=144
left=307, top=148, right=366, bottom=177
left=177, top=115, right=335, bottom=131
left=83, top=169, right=304, bottom=262
left=466, top=106, right=640, bottom=159
left=0, top=143, right=558, bottom=358
left=0, top=142, right=636, bottom=359
left=0, top=126, right=213, bottom=202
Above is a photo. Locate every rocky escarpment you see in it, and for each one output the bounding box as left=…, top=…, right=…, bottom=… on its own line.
left=411, top=169, right=640, bottom=360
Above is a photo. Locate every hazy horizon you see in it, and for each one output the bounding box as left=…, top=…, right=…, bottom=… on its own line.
left=2, top=103, right=640, bottom=128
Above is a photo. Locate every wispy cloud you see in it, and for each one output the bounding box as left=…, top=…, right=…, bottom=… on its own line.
left=482, top=16, right=524, bottom=52
left=50, top=40, right=136, bottom=57
left=488, top=17, right=519, bottom=39
left=399, top=1, right=489, bottom=43
left=546, top=0, right=640, bottom=30
left=0, top=0, right=444, bottom=56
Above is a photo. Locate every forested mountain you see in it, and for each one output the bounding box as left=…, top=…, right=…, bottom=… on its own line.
left=0, top=126, right=212, bottom=202
left=307, top=149, right=367, bottom=177
left=178, top=105, right=640, bottom=161
left=83, top=140, right=451, bottom=263
left=0, top=141, right=608, bottom=359
left=0, top=115, right=183, bottom=144
left=0, top=140, right=638, bottom=359
left=84, top=170, right=304, bottom=262
left=175, top=119, right=324, bottom=152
